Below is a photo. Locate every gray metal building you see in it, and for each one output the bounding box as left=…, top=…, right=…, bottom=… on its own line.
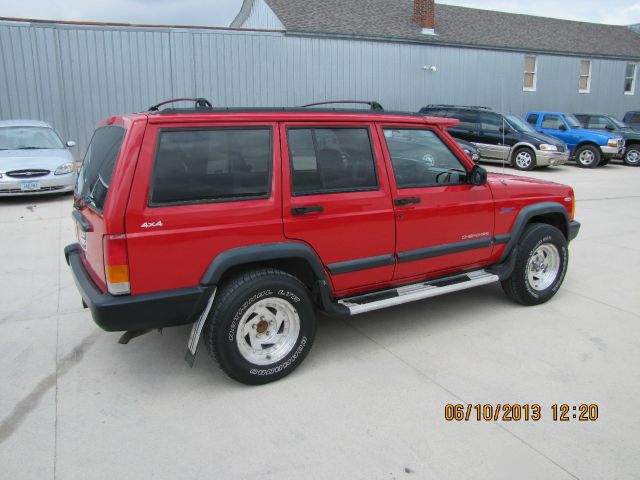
left=1, top=0, right=640, bottom=155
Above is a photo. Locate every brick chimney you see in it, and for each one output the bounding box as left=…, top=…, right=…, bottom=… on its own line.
left=413, top=0, right=436, bottom=34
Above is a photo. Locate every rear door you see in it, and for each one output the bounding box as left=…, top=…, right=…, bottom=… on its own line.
left=446, top=109, right=480, bottom=143
left=476, top=112, right=517, bottom=161
left=280, top=122, right=395, bottom=293
left=378, top=125, right=495, bottom=280
left=125, top=121, right=283, bottom=295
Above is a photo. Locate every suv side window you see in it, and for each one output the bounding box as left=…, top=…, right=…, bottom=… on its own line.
left=526, top=113, right=539, bottom=125
left=480, top=113, right=503, bottom=132
left=383, top=128, right=468, bottom=188
left=541, top=115, right=565, bottom=130
left=586, top=116, right=609, bottom=129
left=451, top=109, right=479, bottom=130
left=150, top=128, right=271, bottom=206
left=287, top=127, right=378, bottom=196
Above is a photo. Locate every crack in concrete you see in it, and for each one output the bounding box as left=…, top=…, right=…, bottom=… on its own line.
left=0, top=331, right=102, bottom=445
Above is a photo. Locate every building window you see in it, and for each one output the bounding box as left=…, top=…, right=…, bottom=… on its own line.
left=523, top=55, right=537, bottom=91
left=625, top=63, right=637, bottom=95
left=579, top=60, right=592, bottom=93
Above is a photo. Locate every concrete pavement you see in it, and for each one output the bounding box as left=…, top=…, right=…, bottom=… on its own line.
left=1, top=161, right=639, bottom=479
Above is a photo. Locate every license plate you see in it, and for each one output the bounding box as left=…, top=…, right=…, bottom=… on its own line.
left=20, top=181, right=40, bottom=191
left=78, top=228, right=87, bottom=252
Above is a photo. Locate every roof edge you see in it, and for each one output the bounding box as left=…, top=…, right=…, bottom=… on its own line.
left=284, top=29, right=640, bottom=61
left=0, top=16, right=284, bottom=33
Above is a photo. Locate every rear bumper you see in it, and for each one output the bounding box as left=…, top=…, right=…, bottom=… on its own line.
left=65, top=244, right=209, bottom=332
left=569, top=221, right=581, bottom=242
left=535, top=150, right=569, bottom=166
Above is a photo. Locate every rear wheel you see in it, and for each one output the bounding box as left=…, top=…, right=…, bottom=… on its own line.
left=512, top=147, right=536, bottom=171
left=574, top=145, right=601, bottom=168
left=204, top=268, right=316, bottom=385
left=501, top=223, right=568, bottom=306
left=623, top=145, right=640, bottom=166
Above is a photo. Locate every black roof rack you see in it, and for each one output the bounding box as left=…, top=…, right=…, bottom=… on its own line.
left=423, top=104, right=493, bottom=110
left=148, top=97, right=213, bottom=112
left=301, top=100, right=384, bottom=111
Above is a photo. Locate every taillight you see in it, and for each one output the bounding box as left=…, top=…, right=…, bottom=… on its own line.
left=103, top=234, right=130, bottom=295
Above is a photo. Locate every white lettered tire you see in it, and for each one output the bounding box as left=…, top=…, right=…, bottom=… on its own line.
left=501, top=223, right=569, bottom=305
left=204, top=268, right=316, bottom=385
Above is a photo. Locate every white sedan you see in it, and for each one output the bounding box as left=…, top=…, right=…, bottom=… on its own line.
left=0, top=120, right=77, bottom=196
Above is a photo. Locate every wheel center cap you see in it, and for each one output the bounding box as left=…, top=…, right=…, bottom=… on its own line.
left=256, top=319, right=269, bottom=334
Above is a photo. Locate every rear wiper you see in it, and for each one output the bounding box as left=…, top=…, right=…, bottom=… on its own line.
left=74, top=192, right=96, bottom=210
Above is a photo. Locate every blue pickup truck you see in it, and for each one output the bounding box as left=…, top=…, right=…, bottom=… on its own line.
left=526, top=112, right=625, bottom=168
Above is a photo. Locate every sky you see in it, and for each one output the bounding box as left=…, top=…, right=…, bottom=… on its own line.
left=1, top=0, right=639, bottom=27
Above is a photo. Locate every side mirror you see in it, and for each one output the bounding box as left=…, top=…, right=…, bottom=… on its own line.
left=470, top=165, right=487, bottom=186
left=605, top=124, right=615, bottom=131
left=66, top=140, right=76, bottom=148
left=559, top=124, right=568, bottom=131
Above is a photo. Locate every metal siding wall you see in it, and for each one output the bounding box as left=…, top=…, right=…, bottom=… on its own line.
left=1, top=21, right=640, bottom=155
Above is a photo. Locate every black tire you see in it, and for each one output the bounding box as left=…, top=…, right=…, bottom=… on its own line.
left=501, top=223, right=568, bottom=306
left=511, top=147, right=536, bottom=171
left=204, top=268, right=316, bottom=385
left=623, top=145, right=640, bottom=166
left=598, top=158, right=610, bottom=167
left=574, top=145, right=601, bottom=168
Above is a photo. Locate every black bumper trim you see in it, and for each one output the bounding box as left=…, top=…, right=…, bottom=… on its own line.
left=569, top=220, right=581, bottom=242
left=65, top=244, right=208, bottom=332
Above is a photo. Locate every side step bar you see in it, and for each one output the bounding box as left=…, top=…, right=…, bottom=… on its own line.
left=338, top=270, right=500, bottom=315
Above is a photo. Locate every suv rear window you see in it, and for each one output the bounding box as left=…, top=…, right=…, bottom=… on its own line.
left=76, top=125, right=126, bottom=212
left=287, top=127, right=378, bottom=195
left=150, top=128, right=272, bottom=206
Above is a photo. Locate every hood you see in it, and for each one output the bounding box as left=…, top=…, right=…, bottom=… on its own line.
left=570, top=127, right=622, bottom=140
left=487, top=172, right=573, bottom=201
left=519, top=130, right=566, bottom=147
left=0, top=149, right=74, bottom=172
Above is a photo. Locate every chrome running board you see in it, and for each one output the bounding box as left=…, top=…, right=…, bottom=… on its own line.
left=338, top=270, right=499, bottom=316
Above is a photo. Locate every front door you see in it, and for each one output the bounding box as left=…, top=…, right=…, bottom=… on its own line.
left=538, top=114, right=577, bottom=150
left=280, top=123, right=396, bottom=293
left=377, top=125, right=495, bottom=281
left=476, top=112, right=517, bottom=161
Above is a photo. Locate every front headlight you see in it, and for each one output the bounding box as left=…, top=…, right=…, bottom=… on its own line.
left=539, top=144, right=558, bottom=151
left=54, top=162, right=75, bottom=175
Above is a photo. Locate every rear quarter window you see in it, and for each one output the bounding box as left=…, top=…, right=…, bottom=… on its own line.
left=150, top=128, right=272, bottom=206
left=76, top=125, right=126, bottom=212
left=526, top=113, right=539, bottom=125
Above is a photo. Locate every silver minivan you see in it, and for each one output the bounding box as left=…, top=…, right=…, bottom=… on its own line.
left=0, top=120, right=77, bottom=196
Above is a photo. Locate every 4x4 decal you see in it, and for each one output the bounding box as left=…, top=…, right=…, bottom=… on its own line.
left=140, top=221, right=164, bottom=228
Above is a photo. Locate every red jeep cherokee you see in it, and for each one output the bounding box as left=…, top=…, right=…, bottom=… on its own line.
left=65, top=99, right=580, bottom=385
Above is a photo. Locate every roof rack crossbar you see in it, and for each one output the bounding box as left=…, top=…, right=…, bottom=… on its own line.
left=148, top=98, right=213, bottom=112
left=425, top=104, right=492, bottom=110
left=301, top=100, right=384, bottom=111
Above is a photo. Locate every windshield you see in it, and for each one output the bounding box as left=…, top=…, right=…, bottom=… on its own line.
left=609, top=117, right=630, bottom=129
left=0, top=126, right=64, bottom=150
left=504, top=115, right=538, bottom=134
left=564, top=114, right=582, bottom=128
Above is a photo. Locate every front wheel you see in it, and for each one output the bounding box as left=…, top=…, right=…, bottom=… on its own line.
left=511, top=147, right=536, bottom=171
left=501, top=223, right=568, bottom=306
left=623, top=145, right=640, bottom=166
left=204, top=268, right=316, bottom=385
left=574, top=145, right=601, bottom=168
left=598, top=158, right=611, bottom=167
